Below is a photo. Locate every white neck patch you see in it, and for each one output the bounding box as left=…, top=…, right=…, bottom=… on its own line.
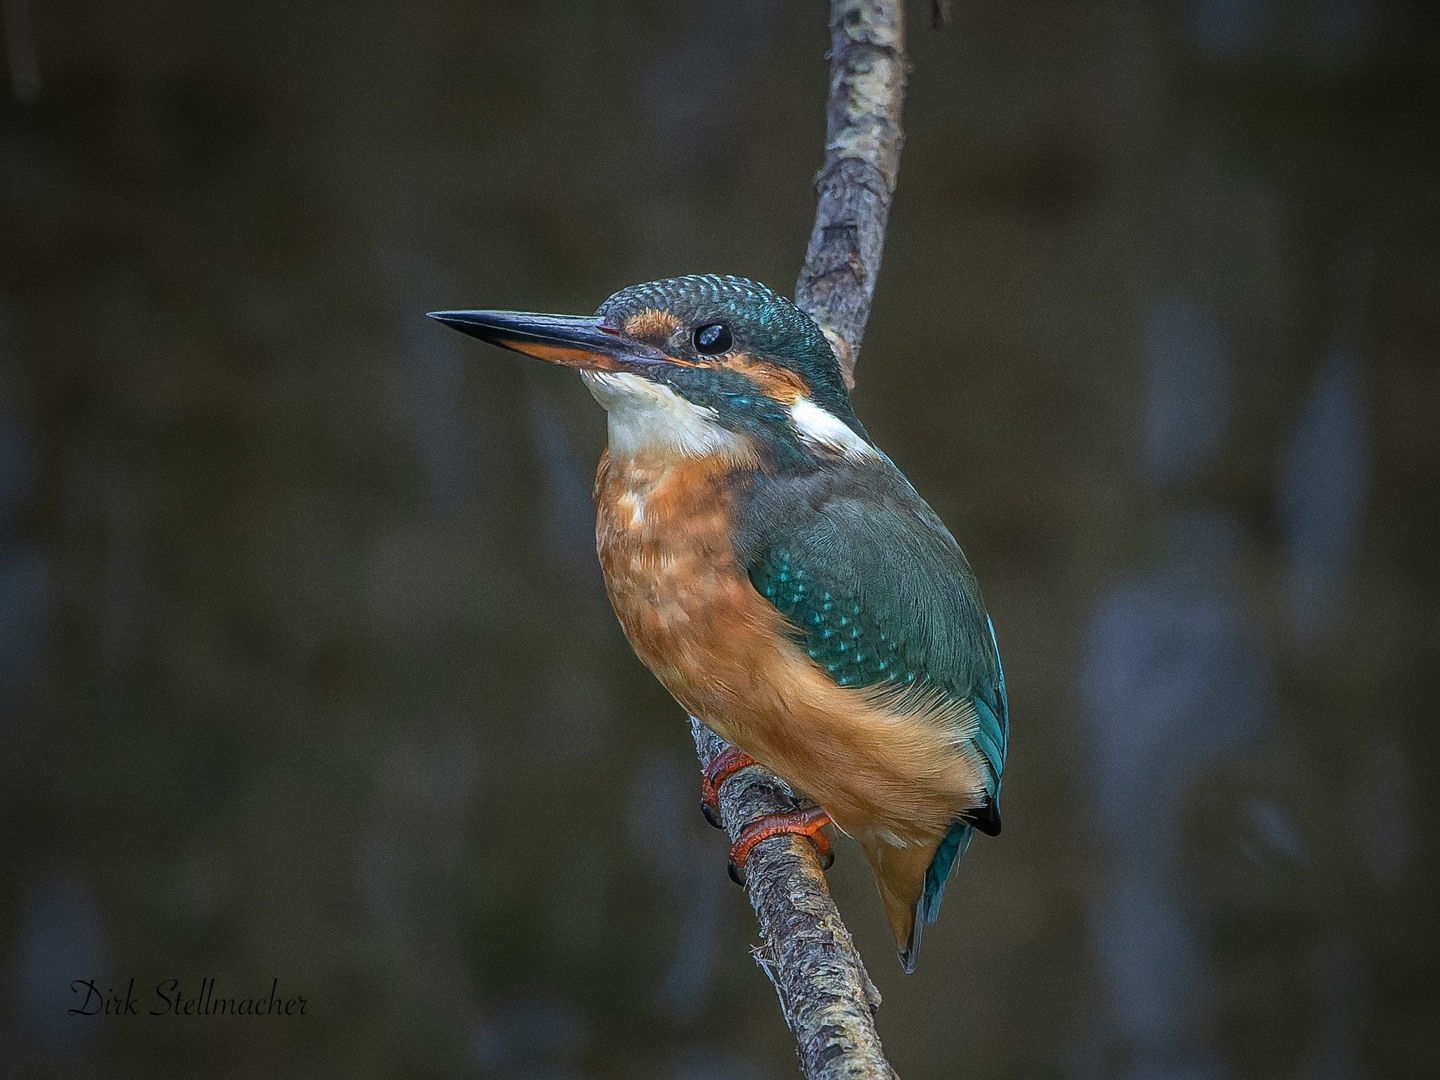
left=581, top=370, right=755, bottom=461
left=788, top=397, right=879, bottom=462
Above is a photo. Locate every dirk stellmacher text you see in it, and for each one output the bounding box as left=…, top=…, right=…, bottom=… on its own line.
left=68, top=978, right=309, bottom=1017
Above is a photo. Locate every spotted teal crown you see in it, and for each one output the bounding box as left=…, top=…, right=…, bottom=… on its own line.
left=597, top=275, right=852, bottom=414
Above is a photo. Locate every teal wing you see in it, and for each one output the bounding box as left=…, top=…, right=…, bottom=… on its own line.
left=736, top=459, right=1008, bottom=959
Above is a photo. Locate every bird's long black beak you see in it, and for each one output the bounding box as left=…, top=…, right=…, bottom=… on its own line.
left=426, top=309, right=665, bottom=371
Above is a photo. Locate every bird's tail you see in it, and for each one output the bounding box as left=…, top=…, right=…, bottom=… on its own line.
left=865, top=820, right=975, bottom=973
left=902, top=821, right=974, bottom=973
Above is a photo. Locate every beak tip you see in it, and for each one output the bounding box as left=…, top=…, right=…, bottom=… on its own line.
left=428, top=312, right=493, bottom=340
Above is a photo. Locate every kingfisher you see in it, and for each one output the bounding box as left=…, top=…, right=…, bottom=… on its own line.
left=431, top=275, right=1007, bottom=971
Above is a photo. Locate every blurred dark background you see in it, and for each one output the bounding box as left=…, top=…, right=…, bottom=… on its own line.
left=1, top=1, right=1436, bottom=1077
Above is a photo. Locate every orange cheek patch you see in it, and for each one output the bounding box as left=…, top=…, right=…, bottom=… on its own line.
left=623, top=308, right=682, bottom=341
left=721, top=356, right=809, bottom=404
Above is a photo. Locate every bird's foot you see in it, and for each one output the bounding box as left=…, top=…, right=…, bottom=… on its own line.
left=700, top=745, right=756, bottom=828
left=727, top=806, right=833, bottom=886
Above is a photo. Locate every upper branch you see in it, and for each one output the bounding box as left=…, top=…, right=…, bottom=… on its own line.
left=795, top=0, right=908, bottom=386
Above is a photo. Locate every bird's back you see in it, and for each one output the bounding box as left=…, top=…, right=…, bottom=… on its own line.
left=733, top=454, right=1008, bottom=967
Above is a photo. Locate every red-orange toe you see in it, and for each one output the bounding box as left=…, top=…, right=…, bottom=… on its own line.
left=727, top=805, right=833, bottom=885
left=700, top=745, right=756, bottom=827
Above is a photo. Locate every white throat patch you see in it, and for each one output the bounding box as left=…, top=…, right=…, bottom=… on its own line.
left=581, top=370, right=755, bottom=461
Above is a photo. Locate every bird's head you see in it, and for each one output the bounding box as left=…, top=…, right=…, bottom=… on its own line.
left=430, top=275, right=876, bottom=470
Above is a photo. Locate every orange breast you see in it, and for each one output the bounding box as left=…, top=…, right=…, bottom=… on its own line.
left=594, top=449, right=984, bottom=853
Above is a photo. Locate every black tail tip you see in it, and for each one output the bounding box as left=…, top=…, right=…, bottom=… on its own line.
left=962, top=799, right=1002, bottom=837
left=899, top=918, right=925, bottom=973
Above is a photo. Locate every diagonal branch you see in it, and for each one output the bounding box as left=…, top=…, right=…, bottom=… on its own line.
left=691, top=2, right=909, bottom=1077
left=691, top=720, right=892, bottom=1079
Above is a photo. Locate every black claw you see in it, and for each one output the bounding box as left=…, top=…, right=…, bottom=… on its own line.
left=701, top=801, right=723, bottom=829
left=819, top=848, right=835, bottom=870
left=727, top=860, right=746, bottom=887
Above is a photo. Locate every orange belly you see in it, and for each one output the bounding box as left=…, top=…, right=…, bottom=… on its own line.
left=594, top=449, right=985, bottom=853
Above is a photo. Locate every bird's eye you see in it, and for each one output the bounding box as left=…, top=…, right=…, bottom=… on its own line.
left=692, top=323, right=733, bottom=355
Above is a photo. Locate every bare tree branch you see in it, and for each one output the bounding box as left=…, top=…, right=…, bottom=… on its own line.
left=795, top=0, right=907, bottom=388
left=691, top=722, right=894, bottom=1079
left=691, top=2, right=909, bottom=1077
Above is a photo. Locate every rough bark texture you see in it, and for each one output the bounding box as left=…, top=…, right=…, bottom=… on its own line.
left=688, top=10, right=909, bottom=1075
left=794, top=0, right=907, bottom=388
left=691, top=721, right=897, bottom=1080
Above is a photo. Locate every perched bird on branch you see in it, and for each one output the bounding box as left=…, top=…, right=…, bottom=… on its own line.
left=432, top=275, right=1007, bottom=971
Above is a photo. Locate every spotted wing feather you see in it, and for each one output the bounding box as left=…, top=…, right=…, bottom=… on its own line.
left=734, top=456, right=1008, bottom=966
